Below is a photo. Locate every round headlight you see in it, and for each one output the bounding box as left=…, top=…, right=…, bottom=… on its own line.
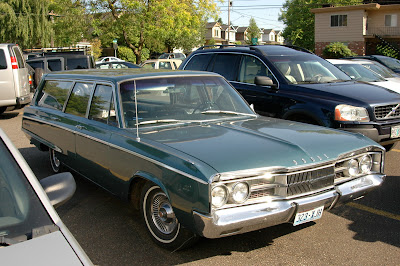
left=231, top=182, right=250, bottom=204
left=347, top=159, right=360, bottom=177
left=359, top=155, right=373, bottom=174
left=211, top=185, right=228, bottom=207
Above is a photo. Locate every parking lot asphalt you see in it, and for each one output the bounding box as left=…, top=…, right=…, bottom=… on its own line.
left=1, top=109, right=399, bottom=265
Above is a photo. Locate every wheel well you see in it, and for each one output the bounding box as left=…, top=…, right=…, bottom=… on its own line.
left=129, top=177, right=148, bottom=210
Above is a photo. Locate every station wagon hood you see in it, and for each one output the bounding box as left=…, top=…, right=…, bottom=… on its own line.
left=296, top=81, right=400, bottom=104
left=142, top=117, right=377, bottom=174
left=0, top=231, right=83, bottom=265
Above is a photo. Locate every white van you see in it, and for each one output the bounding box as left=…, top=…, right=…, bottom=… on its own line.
left=0, top=44, right=31, bottom=114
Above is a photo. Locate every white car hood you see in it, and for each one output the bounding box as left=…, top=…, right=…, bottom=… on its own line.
left=368, top=79, right=400, bottom=94
left=0, top=231, right=83, bottom=265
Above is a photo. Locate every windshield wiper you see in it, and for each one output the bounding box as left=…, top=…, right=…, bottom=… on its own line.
left=136, top=119, right=186, bottom=126
left=201, top=110, right=257, bottom=117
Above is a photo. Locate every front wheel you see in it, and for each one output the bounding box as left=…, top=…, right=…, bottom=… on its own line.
left=140, top=182, right=198, bottom=250
left=49, top=148, right=63, bottom=173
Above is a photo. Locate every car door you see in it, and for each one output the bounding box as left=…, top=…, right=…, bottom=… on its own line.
left=230, top=54, right=282, bottom=118
left=74, top=83, right=116, bottom=190
left=33, top=79, right=76, bottom=166
left=63, top=81, right=94, bottom=169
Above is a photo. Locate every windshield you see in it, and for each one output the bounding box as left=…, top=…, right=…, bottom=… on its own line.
left=268, top=54, right=351, bottom=84
left=376, top=56, right=400, bottom=71
left=361, top=62, right=395, bottom=78
left=0, top=139, right=53, bottom=243
left=334, top=63, right=385, bottom=82
left=120, top=76, right=255, bottom=128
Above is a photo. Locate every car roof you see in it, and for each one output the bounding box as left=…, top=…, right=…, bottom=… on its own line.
left=194, top=45, right=311, bottom=56
left=44, top=68, right=220, bottom=83
left=327, top=59, right=371, bottom=65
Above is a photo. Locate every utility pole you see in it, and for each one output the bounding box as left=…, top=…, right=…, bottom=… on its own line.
left=228, top=1, right=232, bottom=44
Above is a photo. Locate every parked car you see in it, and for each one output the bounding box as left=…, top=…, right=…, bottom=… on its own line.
left=0, top=128, right=92, bottom=265
left=0, top=43, right=31, bottom=114
left=158, top=52, right=186, bottom=60
left=95, top=61, right=140, bottom=69
left=343, top=55, right=400, bottom=74
left=27, top=54, right=95, bottom=88
left=346, top=58, right=400, bottom=80
left=22, top=68, right=385, bottom=250
left=180, top=45, right=400, bottom=151
left=140, top=59, right=182, bottom=70
left=327, top=59, right=400, bottom=94
left=95, top=56, right=124, bottom=64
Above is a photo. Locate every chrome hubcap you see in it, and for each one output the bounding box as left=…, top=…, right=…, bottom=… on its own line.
left=151, top=192, right=177, bottom=234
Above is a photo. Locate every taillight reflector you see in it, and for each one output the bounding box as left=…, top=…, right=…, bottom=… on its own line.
left=11, top=56, right=18, bottom=69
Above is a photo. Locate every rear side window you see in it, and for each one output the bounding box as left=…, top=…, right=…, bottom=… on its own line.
left=184, top=54, right=213, bottom=71
left=89, top=84, right=117, bottom=126
left=0, top=50, right=7, bottom=69
left=210, top=54, right=240, bottom=81
left=37, top=80, right=73, bottom=110
left=12, top=47, right=25, bottom=69
left=48, top=59, right=62, bottom=71
left=27, top=60, right=44, bottom=69
left=65, top=82, right=93, bottom=117
left=65, top=58, right=88, bottom=70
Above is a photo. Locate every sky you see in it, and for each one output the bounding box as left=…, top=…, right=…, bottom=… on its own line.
left=216, top=0, right=286, bottom=30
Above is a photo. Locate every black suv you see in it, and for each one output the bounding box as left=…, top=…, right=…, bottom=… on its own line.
left=180, top=45, right=400, bottom=150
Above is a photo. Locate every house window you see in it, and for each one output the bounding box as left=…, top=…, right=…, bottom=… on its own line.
left=214, top=28, right=220, bottom=38
left=385, top=14, right=397, bottom=27
left=331, top=15, right=347, bottom=27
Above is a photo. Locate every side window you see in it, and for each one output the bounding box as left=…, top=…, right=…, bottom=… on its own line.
left=65, top=82, right=93, bottom=117
left=184, top=54, right=212, bottom=71
left=159, top=62, right=172, bottom=69
left=211, top=54, right=240, bottom=81
left=0, top=50, right=7, bottom=69
left=12, top=47, right=25, bottom=69
left=27, top=60, right=44, bottom=70
left=238, top=56, right=274, bottom=84
left=89, top=84, right=116, bottom=126
left=37, top=80, right=73, bottom=110
left=142, top=62, right=155, bottom=70
left=48, top=59, right=63, bottom=71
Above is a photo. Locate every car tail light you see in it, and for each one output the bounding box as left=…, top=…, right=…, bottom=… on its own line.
left=29, top=74, right=32, bottom=85
left=11, top=56, right=18, bottom=69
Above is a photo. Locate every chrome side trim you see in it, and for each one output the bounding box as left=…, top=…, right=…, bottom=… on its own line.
left=22, top=116, right=208, bottom=185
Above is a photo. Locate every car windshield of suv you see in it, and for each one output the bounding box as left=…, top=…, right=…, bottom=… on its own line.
left=361, top=62, right=395, bottom=78
left=334, top=63, right=385, bottom=82
left=375, top=56, right=400, bottom=71
left=120, top=76, right=256, bottom=128
left=0, top=139, right=53, bottom=244
left=268, top=54, right=351, bottom=84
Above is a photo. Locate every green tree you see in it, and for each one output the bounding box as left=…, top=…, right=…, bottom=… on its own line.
left=279, top=0, right=362, bottom=51
left=0, top=0, right=52, bottom=48
left=322, top=42, right=356, bottom=58
left=48, top=0, right=89, bottom=47
left=246, top=17, right=259, bottom=45
left=89, top=0, right=218, bottom=64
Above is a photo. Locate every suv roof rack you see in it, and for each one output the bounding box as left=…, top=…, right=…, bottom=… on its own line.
left=197, top=44, right=248, bottom=50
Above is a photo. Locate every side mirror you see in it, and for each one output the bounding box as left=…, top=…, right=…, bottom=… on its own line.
left=255, top=76, right=277, bottom=88
left=40, top=172, right=76, bottom=208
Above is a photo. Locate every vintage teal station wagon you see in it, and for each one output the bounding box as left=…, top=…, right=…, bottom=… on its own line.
left=22, top=69, right=386, bottom=249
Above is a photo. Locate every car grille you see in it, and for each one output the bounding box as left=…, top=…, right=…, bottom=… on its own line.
left=286, top=166, right=334, bottom=196
left=374, top=104, right=400, bottom=120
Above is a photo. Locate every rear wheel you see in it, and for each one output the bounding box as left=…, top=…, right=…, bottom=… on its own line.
left=140, top=182, right=198, bottom=250
left=49, top=148, right=63, bottom=173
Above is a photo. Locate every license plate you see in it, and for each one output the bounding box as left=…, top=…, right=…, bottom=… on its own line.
left=390, top=125, right=400, bottom=139
left=293, top=206, right=324, bottom=226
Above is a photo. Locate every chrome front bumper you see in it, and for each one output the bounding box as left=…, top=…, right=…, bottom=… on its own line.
left=193, top=174, right=385, bottom=239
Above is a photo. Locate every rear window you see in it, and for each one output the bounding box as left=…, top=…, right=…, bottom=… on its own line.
left=0, top=50, right=7, bottom=69
left=66, top=58, right=89, bottom=70
left=12, top=46, right=25, bottom=69
left=37, top=80, right=73, bottom=110
left=184, top=54, right=213, bottom=71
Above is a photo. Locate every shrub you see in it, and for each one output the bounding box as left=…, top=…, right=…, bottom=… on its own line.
left=322, top=42, right=356, bottom=59
left=117, top=46, right=136, bottom=62
left=376, top=44, right=399, bottom=59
